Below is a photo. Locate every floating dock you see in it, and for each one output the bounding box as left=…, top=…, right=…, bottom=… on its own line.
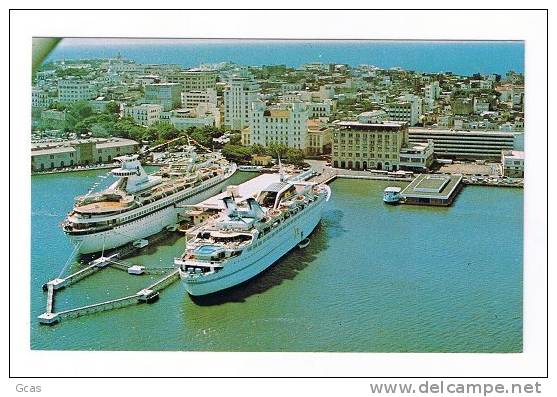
left=400, top=174, right=463, bottom=206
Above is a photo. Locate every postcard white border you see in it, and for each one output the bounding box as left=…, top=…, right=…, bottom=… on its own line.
left=7, top=8, right=548, bottom=382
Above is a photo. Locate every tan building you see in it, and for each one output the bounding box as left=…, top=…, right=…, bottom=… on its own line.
left=306, top=119, right=332, bottom=156
left=31, top=146, right=77, bottom=171
left=241, top=127, right=251, bottom=146
left=332, top=121, right=409, bottom=171
left=167, top=69, right=217, bottom=92
left=251, top=154, right=273, bottom=166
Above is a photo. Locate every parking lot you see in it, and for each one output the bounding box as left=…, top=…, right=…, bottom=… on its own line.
left=437, top=162, right=501, bottom=177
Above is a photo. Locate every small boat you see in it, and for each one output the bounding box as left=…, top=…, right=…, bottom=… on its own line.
left=383, top=187, right=402, bottom=204
left=127, top=265, right=145, bottom=275
left=298, top=238, right=310, bottom=249
left=132, top=239, right=149, bottom=249
left=137, top=289, right=159, bottom=303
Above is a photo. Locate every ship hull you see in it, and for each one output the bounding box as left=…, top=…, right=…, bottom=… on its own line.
left=181, top=194, right=327, bottom=296
left=67, top=177, right=230, bottom=254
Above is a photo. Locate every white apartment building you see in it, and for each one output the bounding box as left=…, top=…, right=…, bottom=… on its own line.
left=170, top=104, right=221, bottom=130
left=385, top=101, right=420, bottom=126
left=399, top=140, right=435, bottom=170
left=58, top=79, right=97, bottom=103
left=249, top=101, right=309, bottom=151
left=501, top=150, right=524, bottom=178
left=224, top=71, right=260, bottom=130
left=124, top=104, right=162, bottom=126
left=473, top=97, right=491, bottom=114
left=109, top=60, right=140, bottom=73
left=424, top=81, right=441, bottom=111
left=306, top=99, right=333, bottom=119
left=32, top=88, right=54, bottom=109
left=181, top=89, right=217, bottom=109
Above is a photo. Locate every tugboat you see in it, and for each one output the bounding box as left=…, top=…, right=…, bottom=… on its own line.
left=383, top=187, right=402, bottom=204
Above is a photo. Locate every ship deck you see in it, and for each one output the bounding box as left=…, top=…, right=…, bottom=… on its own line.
left=195, top=173, right=288, bottom=210
left=76, top=200, right=129, bottom=213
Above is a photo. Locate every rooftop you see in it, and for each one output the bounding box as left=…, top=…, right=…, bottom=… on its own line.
left=401, top=174, right=462, bottom=199
left=31, top=146, right=76, bottom=156
left=409, top=127, right=519, bottom=137
left=502, top=150, right=524, bottom=159
left=266, top=109, right=290, bottom=118
left=336, top=121, right=407, bottom=131
left=195, top=173, right=283, bottom=210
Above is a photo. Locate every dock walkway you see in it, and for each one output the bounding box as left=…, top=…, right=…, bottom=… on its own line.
left=38, top=254, right=181, bottom=325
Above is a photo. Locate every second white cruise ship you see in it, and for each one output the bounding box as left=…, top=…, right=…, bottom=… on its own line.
left=175, top=177, right=331, bottom=296
left=62, top=149, right=236, bottom=254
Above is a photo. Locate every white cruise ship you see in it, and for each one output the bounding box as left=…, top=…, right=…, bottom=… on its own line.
left=62, top=150, right=236, bottom=254
left=175, top=177, right=331, bottom=296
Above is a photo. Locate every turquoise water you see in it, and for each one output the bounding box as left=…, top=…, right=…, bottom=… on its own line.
left=31, top=172, right=523, bottom=352
left=49, top=40, right=524, bottom=76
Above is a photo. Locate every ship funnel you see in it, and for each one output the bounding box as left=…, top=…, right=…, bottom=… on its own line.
left=222, top=196, right=238, bottom=216
left=245, top=197, right=266, bottom=219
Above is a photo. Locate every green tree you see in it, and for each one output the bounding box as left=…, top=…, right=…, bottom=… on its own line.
left=286, top=148, right=305, bottom=166
left=104, top=101, right=120, bottom=115
left=65, top=101, right=93, bottom=131
left=267, top=143, right=289, bottom=160
left=221, top=144, right=253, bottom=164
left=251, top=144, right=267, bottom=156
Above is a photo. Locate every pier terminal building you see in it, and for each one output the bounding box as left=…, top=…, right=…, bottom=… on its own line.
left=407, top=128, right=519, bottom=160
left=31, top=137, right=139, bottom=171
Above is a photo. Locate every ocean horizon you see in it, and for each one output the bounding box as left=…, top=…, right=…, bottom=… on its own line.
left=46, top=39, right=524, bottom=76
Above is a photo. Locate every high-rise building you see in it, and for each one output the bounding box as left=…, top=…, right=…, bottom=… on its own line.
left=181, top=89, right=217, bottom=109
left=58, top=79, right=97, bottom=103
left=143, top=83, right=182, bottom=111
left=32, top=88, right=54, bottom=109
left=166, top=69, right=218, bottom=92
left=223, top=71, right=259, bottom=130
left=249, top=101, right=309, bottom=151
left=384, top=101, right=420, bottom=126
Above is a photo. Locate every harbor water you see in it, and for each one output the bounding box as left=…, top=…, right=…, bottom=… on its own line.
left=31, top=170, right=522, bottom=352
